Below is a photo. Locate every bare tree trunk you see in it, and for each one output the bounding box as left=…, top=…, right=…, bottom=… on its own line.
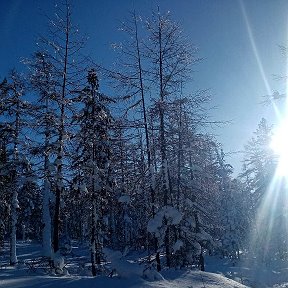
left=10, top=188, right=18, bottom=265
left=91, top=196, right=97, bottom=276
left=53, top=1, right=70, bottom=254
left=157, top=11, right=172, bottom=268
left=42, top=177, right=52, bottom=257
left=42, top=97, right=52, bottom=258
left=132, top=11, right=158, bottom=258
left=10, top=83, right=20, bottom=266
left=177, top=97, right=183, bottom=209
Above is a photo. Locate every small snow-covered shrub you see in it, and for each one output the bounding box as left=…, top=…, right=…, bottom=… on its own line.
left=143, top=266, right=164, bottom=281
left=53, top=252, right=65, bottom=274
left=104, top=248, right=144, bottom=278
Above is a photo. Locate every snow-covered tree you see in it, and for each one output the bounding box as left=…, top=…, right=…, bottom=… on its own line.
left=216, top=150, right=248, bottom=259
left=145, top=10, right=199, bottom=268
left=110, top=11, right=157, bottom=254
left=0, top=71, right=32, bottom=265
left=241, top=118, right=283, bottom=263
left=241, top=118, right=275, bottom=206
left=36, top=0, right=88, bottom=254
left=0, top=131, right=10, bottom=252
left=26, top=51, right=59, bottom=257
left=73, top=69, right=113, bottom=276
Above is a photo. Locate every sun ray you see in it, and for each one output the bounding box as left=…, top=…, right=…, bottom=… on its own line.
left=240, top=1, right=288, bottom=263
left=239, top=0, right=272, bottom=96
left=271, top=100, right=284, bottom=121
left=248, top=170, right=286, bottom=265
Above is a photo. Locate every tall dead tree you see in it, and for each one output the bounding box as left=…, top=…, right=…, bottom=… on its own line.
left=145, top=10, right=197, bottom=267
left=37, top=0, right=87, bottom=254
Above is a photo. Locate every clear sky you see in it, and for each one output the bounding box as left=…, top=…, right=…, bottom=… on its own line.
left=1, top=0, right=288, bottom=174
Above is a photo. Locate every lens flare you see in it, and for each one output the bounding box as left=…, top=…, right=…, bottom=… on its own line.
left=270, top=116, right=288, bottom=177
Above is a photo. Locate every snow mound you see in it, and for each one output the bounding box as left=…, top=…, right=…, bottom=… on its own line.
left=1, top=266, right=251, bottom=288
left=104, top=248, right=144, bottom=278
left=150, top=270, right=250, bottom=288
left=143, top=267, right=164, bottom=281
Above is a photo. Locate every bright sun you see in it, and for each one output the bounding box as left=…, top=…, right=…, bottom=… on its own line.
left=270, top=117, right=288, bottom=177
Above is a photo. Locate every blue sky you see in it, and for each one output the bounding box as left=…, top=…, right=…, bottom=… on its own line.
left=1, top=0, right=288, bottom=174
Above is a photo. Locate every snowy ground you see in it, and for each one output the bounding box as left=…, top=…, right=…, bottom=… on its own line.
left=0, top=266, right=248, bottom=288
left=1, top=241, right=288, bottom=288
left=205, top=255, right=288, bottom=287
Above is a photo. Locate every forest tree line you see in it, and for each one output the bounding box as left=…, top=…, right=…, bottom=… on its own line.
left=0, top=1, right=284, bottom=275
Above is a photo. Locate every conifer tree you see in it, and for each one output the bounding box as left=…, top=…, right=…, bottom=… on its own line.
left=0, top=71, right=31, bottom=265
left=26, top=51, right=58, bottom=257
left=73, top=69, right=112, bottom=276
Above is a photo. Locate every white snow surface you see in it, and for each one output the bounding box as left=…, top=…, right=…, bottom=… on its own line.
left=5, top=241, right=288, bottom=288
left=0, top=241, right=250, bottom=288
left=1, top=266, right=249, bottom=288
left=104, top=248, right=144, bottom=278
